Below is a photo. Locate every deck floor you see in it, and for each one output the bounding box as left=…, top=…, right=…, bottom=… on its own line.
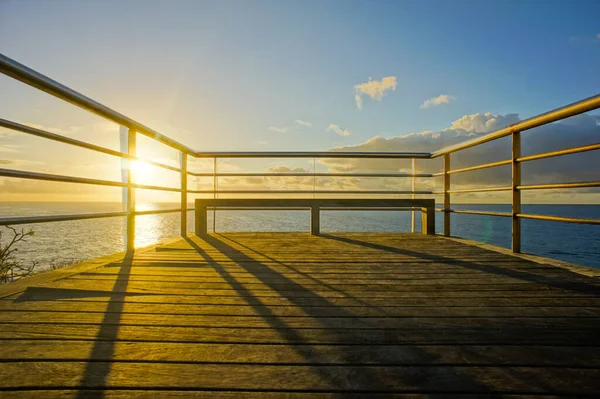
left=1, top=232, right=600, bottom=398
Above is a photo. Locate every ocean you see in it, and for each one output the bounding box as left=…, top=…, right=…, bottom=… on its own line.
left=1, top=202, right=599, bottom=271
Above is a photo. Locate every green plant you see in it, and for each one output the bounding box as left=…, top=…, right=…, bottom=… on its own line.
left=0, top=226, right=38, bottom=283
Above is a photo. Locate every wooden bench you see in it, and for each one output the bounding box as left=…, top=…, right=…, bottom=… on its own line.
left=195, top=198, right=435, bottom=235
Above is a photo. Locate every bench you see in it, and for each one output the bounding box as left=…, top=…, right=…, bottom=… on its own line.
left=195, top=198, right=435, bottom=235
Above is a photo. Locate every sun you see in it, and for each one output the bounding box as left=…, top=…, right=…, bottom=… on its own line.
left=131, top=161, right=154, bottom=181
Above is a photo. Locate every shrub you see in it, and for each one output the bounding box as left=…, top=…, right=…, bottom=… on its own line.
left=0, top=226, right=38, bottom=283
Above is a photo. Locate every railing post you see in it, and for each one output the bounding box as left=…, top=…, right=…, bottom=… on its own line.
left=121, top=127, right=136, bottom=253
left=195, top=203, right=207, bottom=235
left=213, top=157, right=217, bottom=233
left=180, top=152, right=187, bottom=236
left=512, top=130, right=521, bottom=252
left=443, top=154, right=451, bottom=236
left=411, top=158, right=416, bottom=233
left=311, top=205, right=320, bottom=235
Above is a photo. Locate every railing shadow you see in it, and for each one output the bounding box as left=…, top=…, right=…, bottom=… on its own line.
left=185, top=234, right=492, bottom=393
left=218, top=234, right=386, bottom=313
left=75, top=251, right=133, bottom=399
left=319, top=234, right=600, bottom=296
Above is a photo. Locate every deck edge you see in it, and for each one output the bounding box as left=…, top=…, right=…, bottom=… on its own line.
left=0, top=235, right=186, bottom=299
left=440, top=235, right=600, bottom=278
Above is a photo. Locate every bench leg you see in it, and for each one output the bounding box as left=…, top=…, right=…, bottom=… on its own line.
left=195, top=206, right=207, bottom=235
left=311, top=206, right=320, bottom=235
left=421, top=207, right=435, bottom=235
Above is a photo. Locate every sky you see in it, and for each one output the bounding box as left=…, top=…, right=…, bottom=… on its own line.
left=0, top=0, right=599, bottom=203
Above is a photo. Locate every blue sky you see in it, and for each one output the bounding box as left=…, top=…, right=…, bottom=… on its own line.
left=0, top=0, right=599, bottom=202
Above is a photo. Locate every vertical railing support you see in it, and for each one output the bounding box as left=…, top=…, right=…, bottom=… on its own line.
left=443, top=154, right=451, bottom=236
left=411, top=158, right=416, bottom=233
left=180, top=152, right=187, bottom=236
left=512, top=130, right=521, bottom=253
left=213, top=157, right=217, bottom=233
left=123, top=128, right=136, bottom=253
left=311, top=206, right=320, bottom=235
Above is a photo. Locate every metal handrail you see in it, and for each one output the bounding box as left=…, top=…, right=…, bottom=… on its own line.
left=194, top=151, right=430, bottom=158
left=1, top=52, right=599, bottom=259
left=0, top=118, right=182, bottom=173
left=432, top=93, right=600, bottom=253
left=0, top=54, right=196, bottom=155
left=517, top=213, right=600, bottom=225
left=445, top=160, right=512, bottom=175
left=440, top=209, right=512, bottom=218
left=431, top=94, right=600, bottom=157
left=188, top=189, right=432, bottom=195
left=0, top=208, right=195, bottom=227
left=189, top=172, right=432, bottom=177
left=517, top=143, right=600, bottom=163
left=0, top=168, right=181, bottom=192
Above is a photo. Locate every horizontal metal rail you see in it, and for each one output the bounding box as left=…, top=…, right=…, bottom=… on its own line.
left=446, top=209, right=512, bottom=217
left=517, top=143, right=600, bottom=163
left=206, top=207, right=424, bottom=211
left=207, top=207, right=310, bottom=211
left=188, top=172, right=432, bottom=178
left=447, top=160, right=512, bottom=175
left=447, top=186, right=512, bottom=194
left=193, top=151, right=431, bottom=159
left=188, top=189, right=432, bottom=194
left=0, top=54, right=196, bottom=154
left=435, top=210, right=600, bottom=224
left=517, top=181, right=600, bottom=190
left=0, top=212, right=127, bottom=226
left=0, top=118, right=182, bottom=173
left=0, top=168, right=181, bottom=192
left=432, top=94, right=600, bottom=157
left=135, top=208, right=195, bottom=216
left=0, top=208, right=195, bottom=226
left=517, top=213, right=600, bottom=225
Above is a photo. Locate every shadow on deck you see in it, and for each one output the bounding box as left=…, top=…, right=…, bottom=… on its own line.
left=1, top=232, right=600, bottom=398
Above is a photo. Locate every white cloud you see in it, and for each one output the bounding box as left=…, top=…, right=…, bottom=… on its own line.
left=449, top=112, right=519, bottom=133
left=327, top=124, right=351, bottom=137
left=354, top=76, right=397, bottom=109
left=321, top=113, right=600, bottom=192
left=269, top=126, right=288, bottom=133
left=295, top=120, right=312, bottom=128
left=420, top=94, right=455, bottom=109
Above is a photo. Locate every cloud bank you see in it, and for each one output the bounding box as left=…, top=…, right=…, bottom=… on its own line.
left=322, top=112, right=600, bottom=193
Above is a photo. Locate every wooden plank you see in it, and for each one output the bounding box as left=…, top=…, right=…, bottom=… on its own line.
left=0, top=232, right=599, bottom=397
left=2, top=341, right=600, bottom=367
left=2, top=302, right=598, bottom=317
left=0, top=392, right=522, bottom=399
left=1, top=362, right=599, bottom=394
left=1, top=324, right=598, bottom=345
left=5, top=295, right=600, bottom=308
left=2, top=312, right=599, bottom=329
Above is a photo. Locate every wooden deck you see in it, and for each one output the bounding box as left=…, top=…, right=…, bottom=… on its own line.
left=1, top=232, right=600, bottom=398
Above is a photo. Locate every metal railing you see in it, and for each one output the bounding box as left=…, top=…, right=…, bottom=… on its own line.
left=0, top=54, right=431, bottom=251
left=430, top=94, right=600, bottom=252
left=1, top=52, right=599, bottom=256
